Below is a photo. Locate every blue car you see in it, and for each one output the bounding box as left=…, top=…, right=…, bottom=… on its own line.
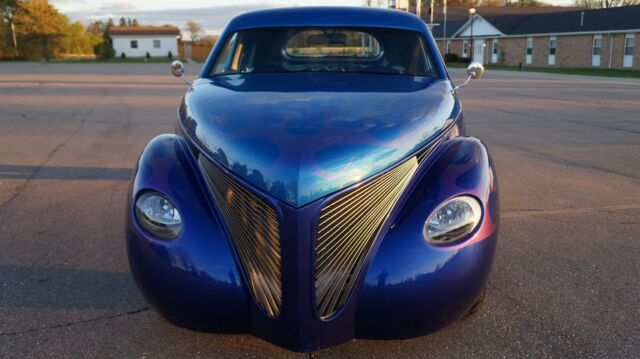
left=126, top=6, right=498, bottom=352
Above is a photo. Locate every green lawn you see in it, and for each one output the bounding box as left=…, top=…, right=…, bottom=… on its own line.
left=446, top=62, right=640, bottom=79
left=190, top=58, right=208, bottom=63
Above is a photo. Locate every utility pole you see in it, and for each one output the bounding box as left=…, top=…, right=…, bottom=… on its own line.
left=442, top=0, right=447, bottom=54
left=430, top=0, right=435, bottom=28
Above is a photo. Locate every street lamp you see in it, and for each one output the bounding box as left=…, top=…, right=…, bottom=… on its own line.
left=469, top=7, right=476, bottom=60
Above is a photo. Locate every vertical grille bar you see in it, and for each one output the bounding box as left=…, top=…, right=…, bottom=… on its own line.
left=315, top=157, right=419, bottom=319
left=198, top=156, right=282, bottom=317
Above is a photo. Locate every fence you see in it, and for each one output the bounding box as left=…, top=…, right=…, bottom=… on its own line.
left=178, top=44, right=213, bottom=60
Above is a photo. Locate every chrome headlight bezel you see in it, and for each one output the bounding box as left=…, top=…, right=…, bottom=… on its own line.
left=134, top=191, right=183, bottom=240
left=423, top=195, right=483, bottom=245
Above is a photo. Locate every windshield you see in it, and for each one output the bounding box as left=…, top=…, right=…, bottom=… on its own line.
left=209, top=27, right=439, bottom=78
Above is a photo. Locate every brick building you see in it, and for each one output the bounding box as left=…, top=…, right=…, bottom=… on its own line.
left=429, top=6, right=640, bottom=70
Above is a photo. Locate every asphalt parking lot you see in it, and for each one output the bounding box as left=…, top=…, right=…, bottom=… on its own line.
left=0, top=62, right=638, bottom=358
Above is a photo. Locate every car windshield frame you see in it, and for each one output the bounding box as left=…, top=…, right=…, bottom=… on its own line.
left=208, top=26, right=441, bottom=79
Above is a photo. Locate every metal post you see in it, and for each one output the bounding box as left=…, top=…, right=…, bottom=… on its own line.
left=469, top=8, right=475, bottom=61
left=608, top=32, right=613, bottom=69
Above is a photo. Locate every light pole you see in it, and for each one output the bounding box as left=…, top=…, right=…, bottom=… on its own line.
left=469, top=7, right=476, bottom=61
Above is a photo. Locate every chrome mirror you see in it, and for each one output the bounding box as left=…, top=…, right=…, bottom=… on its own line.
left=466, top=61, right=484, bottom=79
left=453, top=61, right=484, bottom=92
left=170, top=60, right=191, bottom=86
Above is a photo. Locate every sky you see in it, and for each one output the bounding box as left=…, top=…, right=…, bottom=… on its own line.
left=51, top=0, right=573, bottom=35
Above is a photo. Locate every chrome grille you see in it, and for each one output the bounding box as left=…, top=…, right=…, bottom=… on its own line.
left=198, top=156, right=282, bottom=317
left=315, top=157, right=419, bottom=319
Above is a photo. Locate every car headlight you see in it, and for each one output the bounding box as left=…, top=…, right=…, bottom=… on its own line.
left=424, top=196, right=482, bottom=245
left=135, top=191, right=182, bottom=240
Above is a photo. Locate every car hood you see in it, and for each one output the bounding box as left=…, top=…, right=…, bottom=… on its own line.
left=179, top=72, right=457, bottom=207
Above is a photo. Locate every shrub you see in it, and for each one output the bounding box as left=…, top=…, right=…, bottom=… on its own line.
left=93, top=42, right=115, bottom=59
left=168, top=51, right=173, bottom=59
left=444, top=53, right=459, bottom=63
left=121, top=52, right=126, bottom=59
left=459, top=57, right=472, bottom=64
left=145, top=51, right=150, bottom=60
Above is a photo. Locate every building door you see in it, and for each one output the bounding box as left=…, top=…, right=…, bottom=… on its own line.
left=592, top=35, right=602, bottom=67
left=623, top=34, right=635, bottom=68
left=491, top=39, right=498, bottom=63
left=525, top=37, right=533, bottom=65
left=473, top=39, right=484, bottom=64
left=548, top=36, right=556, bottom=65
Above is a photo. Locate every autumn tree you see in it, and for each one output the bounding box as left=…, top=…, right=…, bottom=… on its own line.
left=186, top=20, right=203, bottom=42
left=197, top=35, right=218, bottom=47
left=60, top=20, right=100, bottom=55
left=13, top=0, right=66, bottom=60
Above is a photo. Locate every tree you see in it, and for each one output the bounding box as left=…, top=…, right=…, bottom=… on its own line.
left=573, top=0, right=638, bottom=7
left=132, top=19, right=139, bottom=27
left=87, top=20, right=104, bottom=36
left=198, top=34, right=218, bottom=47
left=119, top=16, right=126, bottom=27
left=186, top=20, right=203, bottom=42
left=504, top=0, right=552, bottom=5
left=14, top=0, right=66, bottom=60
left=61, top=20, right=100, bottom=54
left=1, top=0, right=18, bottom=52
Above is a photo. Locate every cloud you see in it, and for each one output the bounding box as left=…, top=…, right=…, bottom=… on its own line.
left=99, top=2, right=138, bottom=12
left=64, top=3, right=282, bottom=34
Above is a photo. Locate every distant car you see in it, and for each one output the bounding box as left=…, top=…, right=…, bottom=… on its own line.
left=126, top=6, right=498, bottom=352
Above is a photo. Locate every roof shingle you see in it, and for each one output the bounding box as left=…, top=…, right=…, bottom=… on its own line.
left=432, top=5, right=640, bottom=38
left=108, top=26, right=180, bottom=36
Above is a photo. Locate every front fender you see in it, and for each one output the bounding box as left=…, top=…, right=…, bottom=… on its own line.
left=126, top=134, right=250, bottom=332
left=356, top=136, right=499, bottom=338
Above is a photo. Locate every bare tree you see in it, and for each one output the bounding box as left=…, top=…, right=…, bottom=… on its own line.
left=186, top=20, right=203, bottom=42
left=574, top=0, right=639, bottom=7
left=363, top=0, right=387, bottom=6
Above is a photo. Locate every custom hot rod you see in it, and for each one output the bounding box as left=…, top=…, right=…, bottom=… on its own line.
left=126, top=6, right=498, bottom=352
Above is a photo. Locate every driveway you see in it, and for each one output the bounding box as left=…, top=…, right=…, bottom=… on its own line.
left=0, top=63, right=638, bottom=358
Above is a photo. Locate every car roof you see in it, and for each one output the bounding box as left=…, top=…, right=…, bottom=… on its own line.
left=225, top=6, right=428, bottom=32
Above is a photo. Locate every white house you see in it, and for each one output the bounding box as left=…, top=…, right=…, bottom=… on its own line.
left=109, top=26, right=180, bottom=58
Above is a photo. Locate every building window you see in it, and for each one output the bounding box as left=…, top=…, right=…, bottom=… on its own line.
left=592, top=35, right=602, bottom=56
left=130, top=40, right=138, bottom=49
left=549, top=37, right=556, bottom=55
left=446, top=41, right=451, bottom=54
left=624, top=35, right=635, bottom=56
left=153, top=40, right=161, bottom=49
left=462, top=40, right=468, bottom=58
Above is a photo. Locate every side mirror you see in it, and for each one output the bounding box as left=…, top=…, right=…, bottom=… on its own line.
left=453, top=61, right=484, bottom=92
left=171, top=60, right=191, bottom=86
left=467, top=61, right=484, bottom=79
left=171, top=60, right=185, bottom=77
